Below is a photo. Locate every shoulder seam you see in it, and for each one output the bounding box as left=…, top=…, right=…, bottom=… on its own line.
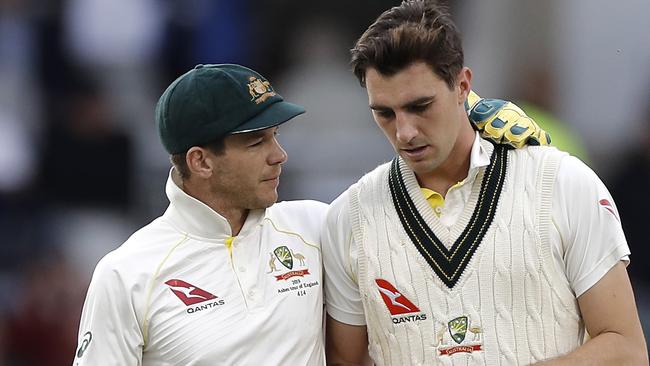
left=263, top=217, right=321, bottom=251
left=142, top=234, right=189, bottom=348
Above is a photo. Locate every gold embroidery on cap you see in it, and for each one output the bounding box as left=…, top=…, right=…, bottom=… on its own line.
left=248, top=76, right=276, bottom=104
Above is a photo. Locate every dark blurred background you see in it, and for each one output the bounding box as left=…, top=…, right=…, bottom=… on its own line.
left=0, top=0, right=648, bottom=364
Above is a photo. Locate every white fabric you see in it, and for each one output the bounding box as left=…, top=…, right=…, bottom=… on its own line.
left=323, top=135, right=630, bottom=326
left=347, top=143, right=584, bottom=365
left=74, top=170, right=327, bottom=365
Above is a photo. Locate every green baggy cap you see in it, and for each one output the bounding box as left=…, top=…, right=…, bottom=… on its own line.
left=155, top=64, right=306, bottom=154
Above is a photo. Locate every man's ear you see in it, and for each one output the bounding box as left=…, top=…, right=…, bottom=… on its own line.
left=456, top=67, right=473, bottom=104
left=186, top=147, right=214, bottom=179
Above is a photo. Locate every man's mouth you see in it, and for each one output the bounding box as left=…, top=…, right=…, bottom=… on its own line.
left=400, top=145, right=428, bottom=159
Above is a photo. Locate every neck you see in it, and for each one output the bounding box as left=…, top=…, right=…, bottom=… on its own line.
left=212, top=206, right=249, bottom=236
left=416, top=122, right=475, bottom=196
left=183, top=180, right=249, bottom=236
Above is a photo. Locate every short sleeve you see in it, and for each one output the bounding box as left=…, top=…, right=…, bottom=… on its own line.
left=322, top=190, right=367, bottom=325
left=552, top=156, right=630, bottom=297
left=74, top=254, right=144, bottom=365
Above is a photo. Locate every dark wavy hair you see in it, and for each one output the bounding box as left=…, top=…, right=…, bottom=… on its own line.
left=351, top=0, right=464, bottom=89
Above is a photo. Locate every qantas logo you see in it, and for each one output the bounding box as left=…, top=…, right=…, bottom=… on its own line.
left=376, top=279, right=427, bottom=324
left=376, top=279, right=420, bottom=314
left=599, top=199, right=619, bottom=221
left=165, top=279, right=217, bottom=305
left=165, top=279, right=225, bottom=313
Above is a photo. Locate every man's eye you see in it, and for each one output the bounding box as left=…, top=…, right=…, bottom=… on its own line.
left=249, top=140, right=263, bottom=147
left=409, top=104, right=430, bottom=113
left=376, top=110, right=394, bottom=118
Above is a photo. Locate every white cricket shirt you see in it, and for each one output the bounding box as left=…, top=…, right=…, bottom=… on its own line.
left=323, top=133, right=630, bottom=326
left=74, top=170, right=327, bottom=365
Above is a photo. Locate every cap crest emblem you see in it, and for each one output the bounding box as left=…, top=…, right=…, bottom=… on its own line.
left=248, top=76, right=276, bottom=104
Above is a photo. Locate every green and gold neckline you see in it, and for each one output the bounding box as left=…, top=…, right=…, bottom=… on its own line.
left=388, top=144, right=508, bottom=289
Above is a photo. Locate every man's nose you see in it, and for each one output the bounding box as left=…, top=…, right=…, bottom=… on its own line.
left=268, top=137, right=288, bottom=165
left=395, top=113, right=418, bottom=144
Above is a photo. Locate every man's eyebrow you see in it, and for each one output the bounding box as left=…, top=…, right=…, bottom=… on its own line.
left=369, top=96, right=435, bottom=111
left=369, top=104, right=390, bottom=111
left=402, top=96, right=435, bottom=109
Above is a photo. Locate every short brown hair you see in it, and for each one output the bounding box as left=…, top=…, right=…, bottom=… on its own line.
left=351, top=0, right=463, bottom=89
left=170, top=137, right=226, bottom=180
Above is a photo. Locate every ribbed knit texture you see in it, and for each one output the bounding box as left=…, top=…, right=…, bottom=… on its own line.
left=350, top=144, right=583, bottom=365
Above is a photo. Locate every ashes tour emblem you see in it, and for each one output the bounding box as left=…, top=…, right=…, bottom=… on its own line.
left=269, top=245, right=311, bottom=281
left=274, top=245, right=293, bottom=269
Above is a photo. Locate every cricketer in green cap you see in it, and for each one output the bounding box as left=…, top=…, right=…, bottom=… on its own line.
left=156, top=63, right=306, bottom=155
left=74, top=64, right=329, bottom=364
left=155, top=63, right=309, bottom=228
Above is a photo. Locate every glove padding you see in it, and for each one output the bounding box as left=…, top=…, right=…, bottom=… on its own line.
left=465, top=90, right=551, bottom=149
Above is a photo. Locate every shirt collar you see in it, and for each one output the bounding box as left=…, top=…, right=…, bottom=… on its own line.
left=438, top=132, right=492, bottom=188
left=469, top=132, right=492, bottom=173
left=418, top=133, right=491, bottom=197
left=162, top=169, right=265, bottom=240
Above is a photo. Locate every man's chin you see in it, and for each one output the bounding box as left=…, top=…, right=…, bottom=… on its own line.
left=255, top=191, right=278, bottom=209
left=403, top=159, right=439, bottom=176
left=400, top=156, right=425, bottom=170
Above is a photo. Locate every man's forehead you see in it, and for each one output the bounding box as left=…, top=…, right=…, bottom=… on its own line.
left=366, top=65, right=440, bottom=108
left=366, top=62, right=437, bottom=82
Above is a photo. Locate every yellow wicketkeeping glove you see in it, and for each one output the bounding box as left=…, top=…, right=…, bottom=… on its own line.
left=465, top=90, right=551, bottom=149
